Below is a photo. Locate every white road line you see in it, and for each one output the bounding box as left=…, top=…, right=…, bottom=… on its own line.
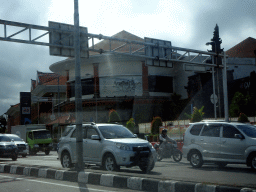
left=0, top=175, right=117, bottom=192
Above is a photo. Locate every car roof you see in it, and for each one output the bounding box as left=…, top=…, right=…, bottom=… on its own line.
left=67, top=123, right=122, bottom=127
left=189, top=121, right=249, bottom=126
left=3, top=134, right=20, bottom=137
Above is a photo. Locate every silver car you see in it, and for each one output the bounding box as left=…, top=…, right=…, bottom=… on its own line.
left=58, top=123, right=157, bottom=172
left=182, top=121, right=256, bottom=170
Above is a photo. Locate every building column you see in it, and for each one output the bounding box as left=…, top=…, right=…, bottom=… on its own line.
left=142, top=61, right=149, bottom=96
left=93, top=63, right=100, bottom=98
left=66, top=70, right=71, bottom=101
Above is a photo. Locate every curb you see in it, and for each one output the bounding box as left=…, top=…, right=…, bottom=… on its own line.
left=1, top=164, right=255, bottom=192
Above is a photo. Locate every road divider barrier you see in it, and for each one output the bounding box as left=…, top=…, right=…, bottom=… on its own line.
left=0, top=164, right=255, bottom=192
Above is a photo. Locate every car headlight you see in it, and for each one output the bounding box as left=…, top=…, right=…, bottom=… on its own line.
left=116, top=143, right=131, bottom=151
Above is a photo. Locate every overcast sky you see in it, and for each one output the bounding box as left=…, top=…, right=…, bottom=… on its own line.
left=0, top=0, right=256, bottom=116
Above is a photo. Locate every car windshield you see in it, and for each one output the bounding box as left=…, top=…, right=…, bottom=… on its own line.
left=237, top=125, right=256, bottom=138
left=7, top=135, right=23, bottom=141
left=33, top=131, right=52, bottom=139
left=62, top=126, right=74, bottom=137
left=0, top=136, right=11, bottom=142
left=98, top=125, right=136, bottom=139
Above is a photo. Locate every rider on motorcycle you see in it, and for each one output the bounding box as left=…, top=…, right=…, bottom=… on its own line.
left=159, top=129, right=175, bottom=150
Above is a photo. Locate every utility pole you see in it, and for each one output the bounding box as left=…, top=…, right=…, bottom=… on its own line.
left=74, top=0, right=84, bottom=171
left=206, top=24, right=224, bottom=119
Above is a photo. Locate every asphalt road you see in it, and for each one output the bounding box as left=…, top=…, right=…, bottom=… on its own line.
left=0, top=173, right=140, bottom=192
left=1, top=151, right=256, bottom=189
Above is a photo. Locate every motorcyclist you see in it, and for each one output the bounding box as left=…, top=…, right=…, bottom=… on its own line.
left=159, top=129, right=175, bottom=151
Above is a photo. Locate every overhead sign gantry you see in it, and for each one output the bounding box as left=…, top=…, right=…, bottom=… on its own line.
left=0, top=2, right=228, bottom=171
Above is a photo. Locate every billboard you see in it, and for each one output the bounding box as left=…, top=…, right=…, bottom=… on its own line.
left=49, top=21, right=88, bottom=58
left=144, top=37, right=173, bottom=68
left=20, top=92, right=31, bottom=125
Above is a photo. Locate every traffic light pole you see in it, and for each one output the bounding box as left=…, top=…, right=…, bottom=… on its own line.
left=222, top=52, right=229, bottom=122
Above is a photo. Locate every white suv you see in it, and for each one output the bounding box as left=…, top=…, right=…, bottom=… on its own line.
left=58, top=123, right=157, bottom=172
left=182, top=121, right=256, bottom=170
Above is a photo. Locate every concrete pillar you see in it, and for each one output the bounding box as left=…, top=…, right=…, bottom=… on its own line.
left=93, top=63, right=100, bottom=98
left=142, top=61, right=149, bottom=97
left=66, top=70, right=71, bottom=100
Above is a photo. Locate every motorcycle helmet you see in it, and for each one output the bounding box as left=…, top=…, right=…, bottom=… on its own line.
left=162, top=129, right=167, bottom=134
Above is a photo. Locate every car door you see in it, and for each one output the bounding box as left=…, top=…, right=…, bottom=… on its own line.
left=199, top=124, right=221, bottom=160
left=68, top=128, right=77, bottom=162
left=220, top=124, right=247, bottom=161
left=83, top=126, right=102, bottom=163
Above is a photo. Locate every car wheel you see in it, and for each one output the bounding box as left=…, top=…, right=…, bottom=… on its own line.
left=139, top=154, right=155, bottom=173
left=173, top=150, right=182, bottom=162
left=22, top=154, right=27, bottom=158
left=12, top=152, right=18, bottom=161
left=250, top=154, right=256, bottom=171
left=45, top=150, right=50, bottom=155
left=190, top=151, right=203, bottom=168
left=103, top=154, right=120, bottom=171
left=29, top=147, right=36, bottom=155
left=61, top=152, right=72, bottom=168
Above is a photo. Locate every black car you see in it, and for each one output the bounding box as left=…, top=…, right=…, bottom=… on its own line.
left=0, top=134, right=18, bottom=161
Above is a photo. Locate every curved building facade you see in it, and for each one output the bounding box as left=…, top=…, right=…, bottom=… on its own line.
left=49, top=31, right=193, bottom=125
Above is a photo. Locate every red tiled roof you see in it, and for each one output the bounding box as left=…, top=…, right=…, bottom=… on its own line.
left=10, top=103, right=19, bottom=108
left=47, top=114, right=75, bottom=125
left=36, top=71, right=67, bottom=86
left=43, top=76, right=67, bottom=86
left=89, top=30, right=144, bottom=55
left=37, top=71, right=60, bottom=85
left=226, top=37, right=256, bottom=58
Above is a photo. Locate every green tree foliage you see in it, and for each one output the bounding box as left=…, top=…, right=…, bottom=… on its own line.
left=151, top=116, right=163, bottom=135
left=186, top=106, right=205, bottom=122
left=191, top=106, right=205, bottom=122
left=108, top=109, right=121, bottom=123
left=238, top=113, right=249, bottom=123
left=229, top=92, right=247, bottom=117
left=126, top=118, right=135, bottom=132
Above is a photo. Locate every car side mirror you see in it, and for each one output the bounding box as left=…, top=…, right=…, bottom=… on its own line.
left=235, top=134, right=244, bottom=140
left=134, top=134, right=138, bottom=138
left=91, top=135, right=100, bottom=140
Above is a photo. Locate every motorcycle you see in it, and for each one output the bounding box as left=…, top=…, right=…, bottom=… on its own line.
left=154, top=140, right=182, bottom=162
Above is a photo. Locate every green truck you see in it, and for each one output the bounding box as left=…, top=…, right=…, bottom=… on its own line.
left=11, top=124, right=53, bottom=155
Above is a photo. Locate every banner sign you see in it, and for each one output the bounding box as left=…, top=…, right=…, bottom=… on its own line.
left=20, top=92, right=31, bottom=125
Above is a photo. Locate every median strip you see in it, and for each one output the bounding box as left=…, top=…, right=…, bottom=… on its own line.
left=0, top=164, right=255, bottom=192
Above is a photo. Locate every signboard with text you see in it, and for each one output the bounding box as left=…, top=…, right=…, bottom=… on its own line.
left=20, top=92, right=31, bottom=125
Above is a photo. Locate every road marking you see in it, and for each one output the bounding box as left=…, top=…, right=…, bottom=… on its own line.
left=0, top=175, right=117, bottom=192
